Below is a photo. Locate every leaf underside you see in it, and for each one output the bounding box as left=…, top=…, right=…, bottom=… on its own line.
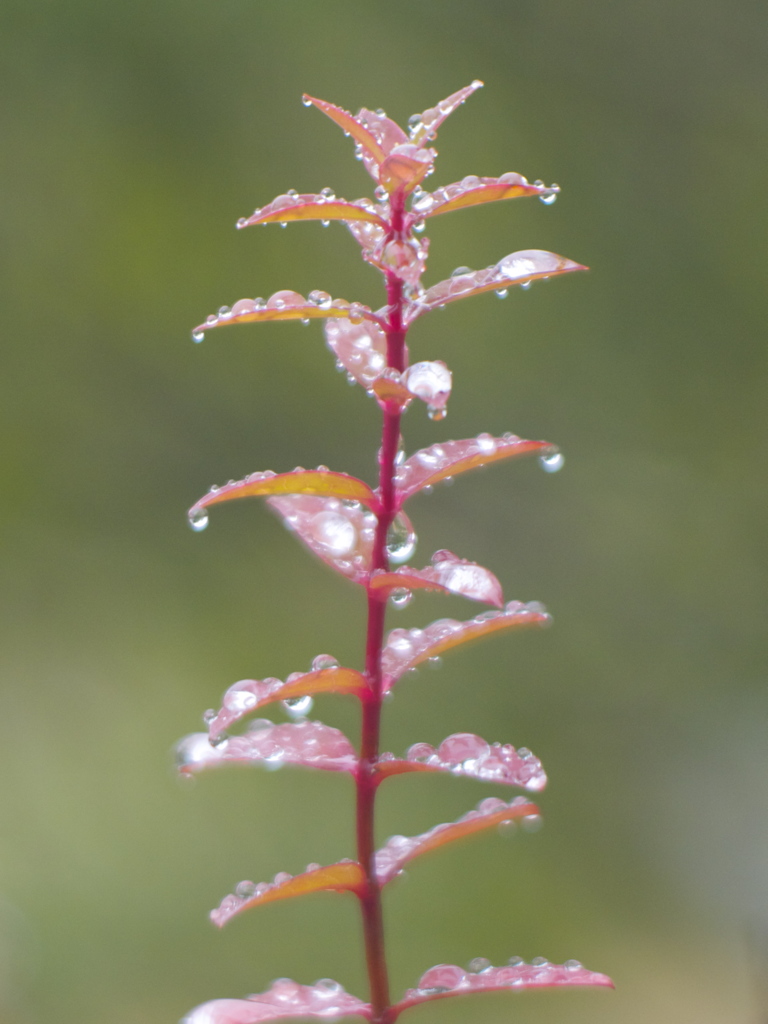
left=208, top=667, right=368, bottom=742
left=183, top=979, right=371, bottom=1024
left=395, top=434, right=557, bottom=505
left=382, top=603, right=551, bottom=689
left=369, top=553, right=503, bottom=607
left=212, top=861, right=365, bottom=927
left=374, top=796, right=538, bottom=885
left=242, top=194, right=386, bottom=228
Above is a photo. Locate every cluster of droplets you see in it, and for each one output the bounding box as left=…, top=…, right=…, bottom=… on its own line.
left=324, top=316, right=388, bottom=389
left=380, top=732, right=546, bottom=790
left=268, top=494, right=380, bottom=580
left=182, top=978, right=369, bottom=1024
left=405, top=958, right=595, bottom=1003
left=191, top=291, right=374, bottom=343
left=381, top=601, right=550, bottom=687
left=408, top=171, right=558, bottom=221
left=176, top=719, right=357, bottom=776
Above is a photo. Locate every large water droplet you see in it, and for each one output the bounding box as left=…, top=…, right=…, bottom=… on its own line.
left=312, top=511, right=358, bottom=556
left=189, top=509, right=209, bottom=532
left=192, top=329, right=205, bottom=343
left=386, top=513, right=417, bottom=565
left=539, top=452, right=564, bottom=473
left=282, top=695, right=314, bottom=719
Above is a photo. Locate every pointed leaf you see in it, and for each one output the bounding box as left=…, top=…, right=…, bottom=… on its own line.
left=409, top=174, right=558, bottom=221
left=369, top=551, right=502, bottom=607
left=207, top=665, right=368, bottom=743
left=408, top=80, right=484, bottom=146
left=267, top=494, right=378, bottom=582
left=192, top=291, right=382, bottom=341
left=176, top=720, right=357, bottom=776
left=374, top=733, right=546, bottom=791
left=374, top=796, right=538, bottom=884
left=211, top=861, right=365, bottom=927
left=408, top=250, right=587, bottom=321
left=184, top=979, right=371, bottom=1024
left=239, top=193, right=386, bottom=229
left=303, top=94, right=388, bottom=169
left=395, top=434, right=558, bottom=505
left=382, top=602, right=551, bottom=689
left=188, top=469, right=379, bottom=530
left=394, top=961, right=613, bottom=1014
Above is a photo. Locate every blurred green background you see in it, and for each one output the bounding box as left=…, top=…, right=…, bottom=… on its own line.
left=1, top=1, right=766, bottom=1021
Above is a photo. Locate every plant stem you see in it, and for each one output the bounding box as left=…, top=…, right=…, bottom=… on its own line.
left=356, top=199, right=409, bottom=1024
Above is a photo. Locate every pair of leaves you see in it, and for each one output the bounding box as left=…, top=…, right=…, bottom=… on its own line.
left=183, top=960, right=613, bottom=1024
left=209, top=795, right=539, bottom=928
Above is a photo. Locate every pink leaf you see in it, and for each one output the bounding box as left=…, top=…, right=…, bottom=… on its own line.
left=374, top=796, right=539, bottom=884
left=394, top=434, right=558, bottom=505
left=176, top=720, right=357, bottom=776
left=183, top=979, right=371, bottom=1024
left=324, top=316, right=389, bottom=389
left=407, top=81, right=484, bottom=146
left=192, top=291, right=383, bottom=342
left=409, top=173, right=557, bottom=222
left=369, top=550, right=502, bottom=607
left=207, top=662, right=368, bottom=743
left=394, top=960, right=613, bottom=1013
left=381, top=603, right=551, bottom=690
left=266, top=494, right=378, bottom=582
left=302, top=94, right=389, bottom=169
left=211, top=861, right=365, bottom=928
left=188, top=470, right=379, bottom=531
left=407, top=249, right=587, bottom=321
left=374, top=732, right=546, bottom=791
left=238, top=192, right=386, bottom=229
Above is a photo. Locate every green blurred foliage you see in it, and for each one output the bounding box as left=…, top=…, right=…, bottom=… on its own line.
left=1, top=0, right=766, bottom=1021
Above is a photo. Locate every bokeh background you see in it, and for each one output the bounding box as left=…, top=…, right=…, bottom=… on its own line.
left=2, top=1, right=766, bottom=1021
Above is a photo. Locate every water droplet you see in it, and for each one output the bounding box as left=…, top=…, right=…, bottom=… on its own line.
left=389, top=587, right=412, bottom=608
left=319, top=187, right=336, bottom=200
left=427, top=656, right=442, bottom=670
left=539, top=452, right=564, bottom=473
left=282, top=695, right=313, bottom=718
left=192, top=330, right=205, bottom=343
left=315, top=979, right=343, bottom=995
left=236, top=217, right=248, bottom=229
left=412, top=219, right=426, bottom=233
left=312, top=654, right=339, bottom=671
left=519, top=280, right=532, bottom=290
left=386, top=513, right=417, bottom=565
left=374, top=185, right=388, bottom=201
left=495, top=288, right=508, bottom=299
left=522, top=813, right=543, bottom=832
left=539, top=190, right=558, bottom=205
left=508, top=956, right=524, bottom=967
left=286, top=189, right=298, bottom=198
left=189, top=508, right=209, bottom=532
left=531, top=957, right=549, bottom=966
left=202, top=708, right=216, bottom=725
left=468, top=957, right=492, bottom=973
left=348, top=302, right=365, bottom=324
left=235, top=880, right=257, bottom=899
left=302, top=96, right=312, bottom=107
left=218, top=306, right=231, bottom=319
left=321, top=219, right=330, bottom=227
left=498, top=818, right=517, bottom=836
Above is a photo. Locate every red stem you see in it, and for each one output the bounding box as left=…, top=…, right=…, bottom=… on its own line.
left=355, top=192, right=409, bottom=1024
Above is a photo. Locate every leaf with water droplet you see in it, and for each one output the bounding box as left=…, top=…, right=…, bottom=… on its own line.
left=192, top=292, right=382, bottom=338
left=176, top=720, right=357, bottom=777
left=302, top=94, right=390, bottom=171
left=374, top=796, right=539, bottom=884
left=267, top=494, right=376, bottom=582
left=409, top=250, right=587, bottom=320
left=188, top=470, right=379, bottom=530
left=183, top=979, right=372, bottom=1024
left=411, top=174, right=559, bottom=221
left=395, top=435, right=559, bottom=505
left=369, top=551, right=502, bottom=607
left=370, top=371, right=412, bottom=412
left=408, top=81, right=484, bottom=146
left=240, top=193, right=386, bottom=229
left=393, top=961, right=613, bottom=1014
left=206, top=668, right=368, bottom=743
left=374, top=732, right=546, bottom=790
left=381, top=602, right=551, bottom=689
left=211, top=861, right=366, bottom=928
left=324, top=316, right=395, bottom=390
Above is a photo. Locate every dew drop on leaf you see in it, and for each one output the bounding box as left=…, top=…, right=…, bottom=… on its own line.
left=192, top=330, right=205, bottom=343
left=539, top=452, right=564, bottom=473
left=188, top=509, right=209, bottom=532
left=386, top=513, right=417, bottom=564
left=282, top=695, right=314, bottom=719
left=389, top=588, right=412, bottom=609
